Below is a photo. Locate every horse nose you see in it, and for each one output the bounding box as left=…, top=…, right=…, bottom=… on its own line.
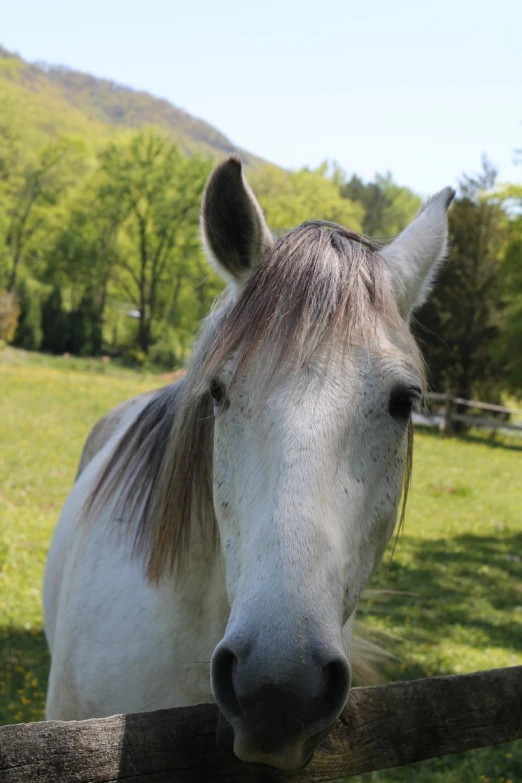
left=211, top=645, right=242, bottom=719
left=211, top=640, right=350, bottom=768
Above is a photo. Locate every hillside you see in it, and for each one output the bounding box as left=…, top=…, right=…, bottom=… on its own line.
left=0, top=45, right=263, bottom=165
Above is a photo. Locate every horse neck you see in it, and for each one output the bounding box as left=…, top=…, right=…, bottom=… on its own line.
left=156, top=523, right=230, bottom=668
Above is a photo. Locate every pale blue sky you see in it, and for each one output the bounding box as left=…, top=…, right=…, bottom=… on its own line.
left=2, top=0, right=521, bottom=195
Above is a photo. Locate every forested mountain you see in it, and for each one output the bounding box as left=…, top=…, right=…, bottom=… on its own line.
left=1, top=44, right=520, bottom=401
left=0, top=45, right=262, bottom=165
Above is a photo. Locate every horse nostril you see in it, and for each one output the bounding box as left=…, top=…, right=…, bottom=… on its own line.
left=315, top=656, right=350, bottom=725
left=211, top=645, right=241, bottom=721
left=211, top=640, right=350, bottom=758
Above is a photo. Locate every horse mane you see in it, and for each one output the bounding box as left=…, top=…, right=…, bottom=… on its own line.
left=87, top=221, right=422, bottom=583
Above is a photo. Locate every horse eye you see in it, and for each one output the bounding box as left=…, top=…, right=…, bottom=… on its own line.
left=389, top=387, right=421, bottom=419
left=209, top=379, right=228, bottom=408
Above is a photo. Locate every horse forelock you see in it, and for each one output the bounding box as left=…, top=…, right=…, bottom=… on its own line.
left=87, top=222, right=422, bottom=583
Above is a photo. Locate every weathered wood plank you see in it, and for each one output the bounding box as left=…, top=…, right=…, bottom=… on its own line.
left=452, top=397, right=521, bottom=415
left=450, top=413, right=522, bottom=431
left=426, top=392, right=522, bottom=416
left=1, top=666, right=521, bottom=783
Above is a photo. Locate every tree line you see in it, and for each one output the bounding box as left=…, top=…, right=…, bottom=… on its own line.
left=0, top=127, right=521, bottom=402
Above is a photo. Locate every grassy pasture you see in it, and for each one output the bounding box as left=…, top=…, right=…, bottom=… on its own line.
left=0, top=348, right=521, bottom=782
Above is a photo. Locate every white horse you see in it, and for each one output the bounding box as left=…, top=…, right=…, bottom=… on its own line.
left=44, top=157, right=454, bottom=772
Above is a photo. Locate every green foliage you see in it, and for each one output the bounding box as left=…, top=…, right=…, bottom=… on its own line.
left=39, top=287, right=103, bottom=356
left=0, top=136, right=87, bottom=291
left=40, top=286, right=68, bottom=354
left=12, top=278, right=42, bottom=351
left=96, top=131, right=213, bottom=352
left=250, top=163, right=364, bottom=232
left=493, top=210, right=522, bottom=393
left=149, top=326, right=187, bottom=369
left=374, top=172, right=422, bottom=235
left=0, top=290, right=19, bottom=341
left=337, top=168, right=421, bottom=237
left=68, top=290, right=103, bottom=356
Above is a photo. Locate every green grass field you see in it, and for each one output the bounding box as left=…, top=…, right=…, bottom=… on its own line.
left=1, top=348, right=521, bottom=783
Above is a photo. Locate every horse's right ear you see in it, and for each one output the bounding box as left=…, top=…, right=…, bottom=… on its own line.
left=201, top=157, right=273, bottom=284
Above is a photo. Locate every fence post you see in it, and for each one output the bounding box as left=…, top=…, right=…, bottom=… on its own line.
left=441, top=391, right=455, bottom=433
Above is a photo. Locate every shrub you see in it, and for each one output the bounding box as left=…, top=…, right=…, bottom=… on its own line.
left=149, top=327, right=185, bottom=369
left=68, top=291, right=102, bottom=356
left=41, top=287, right=69, bottom=354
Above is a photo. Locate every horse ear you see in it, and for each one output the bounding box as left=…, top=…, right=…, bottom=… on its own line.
left=201, top=156, right=273, bottom=284
left=380, top=187, right=456, bottom=320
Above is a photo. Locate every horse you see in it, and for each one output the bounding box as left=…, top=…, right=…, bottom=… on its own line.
left=43, top=157, right=454, bottom=772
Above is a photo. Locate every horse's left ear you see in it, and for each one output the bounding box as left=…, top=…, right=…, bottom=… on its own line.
left=201, top=156, right=273, bottom=285
left=380, top=187, right=456, bottom=320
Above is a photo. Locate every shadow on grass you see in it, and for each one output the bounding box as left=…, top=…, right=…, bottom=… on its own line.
left=352, top=531, right=522, bottom=782
left=362, top=531, right=522, bottom=679
left=0, top=626, right=49, bottom=726
left=415, top=423, right=522, bottom=452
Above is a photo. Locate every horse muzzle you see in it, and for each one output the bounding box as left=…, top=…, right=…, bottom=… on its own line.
left=211, top=640, right=350, bottom=771
left=217, top=707, right=334, bottom=772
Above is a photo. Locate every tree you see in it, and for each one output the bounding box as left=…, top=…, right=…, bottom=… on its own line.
left=12, top=278, right=42, bottom=350
left=0, top=106, right=22, bottom=186
left=249, top=164, right=364, bottom=233
left=1, top=138, right=86, bottom=291
left=413, top=158, right=509, bottom=403
left=41, top=286, right=68, bottom=354
left=338, top=173, right=389, bottom=236
left=338, top=170, right=421, bottom=237
left=68, top=289, right=103, bottom=356
left=46, top=179, right=124, bottom=323
left=0, top=289, right=19, bottom=342
left=97, top=132, right=212, bottom=353
left=493, top=215, right=522, bottom=393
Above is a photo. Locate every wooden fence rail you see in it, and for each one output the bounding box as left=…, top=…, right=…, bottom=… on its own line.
left=1, top=666, right=521, bottom=783
left=423, top=393, right=522, bottom=434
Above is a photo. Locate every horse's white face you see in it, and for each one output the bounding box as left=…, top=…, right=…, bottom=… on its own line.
left=201, top=157, right=454, bottom=772
left=212, top=336, right=419, bottom=622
